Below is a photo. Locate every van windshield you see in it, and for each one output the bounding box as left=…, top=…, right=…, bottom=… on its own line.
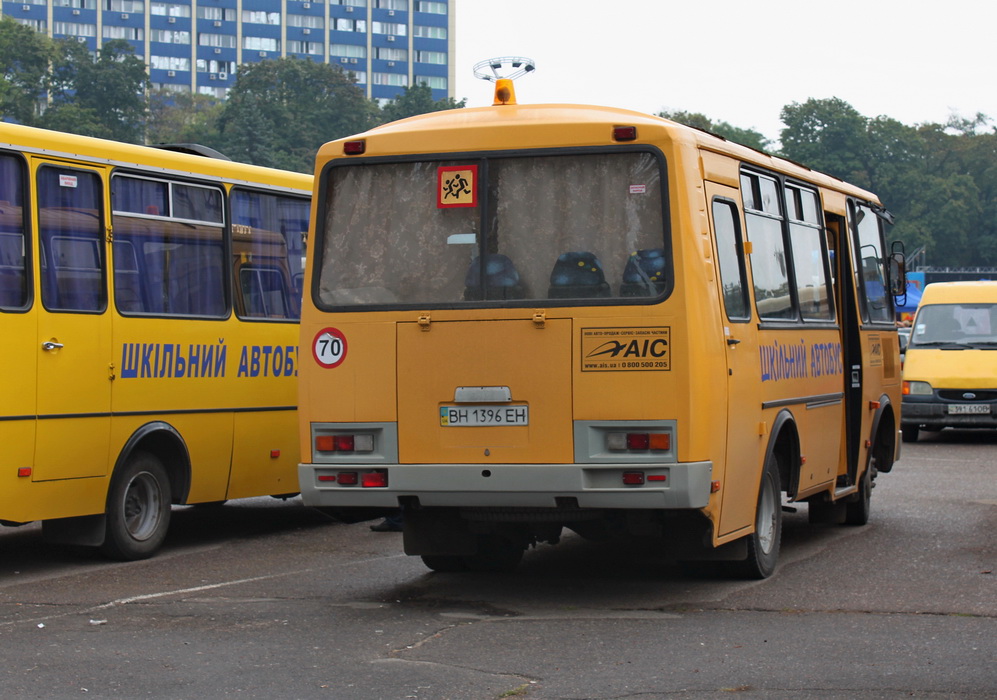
left=911, top=303, right=997, bottom=347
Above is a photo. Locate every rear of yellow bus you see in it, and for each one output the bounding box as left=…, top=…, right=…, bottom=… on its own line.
left=298, top=96, right=734, bottom=572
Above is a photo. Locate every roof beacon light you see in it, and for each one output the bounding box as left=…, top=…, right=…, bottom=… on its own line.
left=473, top=56, right=535, bottom=106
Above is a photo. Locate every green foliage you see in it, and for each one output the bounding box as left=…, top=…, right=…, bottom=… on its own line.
left=658, top=109, right=771, bottom=151
left=40, top=38, right=149, bottom=142
left=218, top=57, right=379, bottom=172
left=146, top=89, right=224, bottom=149
left=378, top=82, right=466, bottom=124
left=0, top=17, right=52, bottom=124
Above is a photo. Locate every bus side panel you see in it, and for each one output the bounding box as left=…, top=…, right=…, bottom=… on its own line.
left=228, top=411, right=298, bottom=499
left=0, top=312, right=38, bottom=521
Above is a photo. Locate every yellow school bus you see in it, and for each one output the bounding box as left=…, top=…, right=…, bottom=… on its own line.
left=0, top=122, right=311, bottom=560
left=297, top=65, right=903, bottom=577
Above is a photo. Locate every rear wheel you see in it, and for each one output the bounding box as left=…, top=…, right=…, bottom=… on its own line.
left=845, top=463, right=874, bottom=526
left=420, top=555, right=467, bottom=573
left=728, top=452, right=782, bottom=579
left=101, top=451, right=171, bottom=561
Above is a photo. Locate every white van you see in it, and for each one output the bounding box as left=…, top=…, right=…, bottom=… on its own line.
left=901, top=281, right=997, bottom=442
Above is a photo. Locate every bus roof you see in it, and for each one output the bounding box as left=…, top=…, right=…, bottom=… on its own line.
left=319, top=101, right=878, bottom=203
left=0, top=121, right=311, bottom=195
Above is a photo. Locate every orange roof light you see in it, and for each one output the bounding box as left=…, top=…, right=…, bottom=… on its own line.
left=473, top=56, right=536, bottom=108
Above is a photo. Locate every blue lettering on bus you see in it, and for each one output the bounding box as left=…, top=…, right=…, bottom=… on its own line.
left=119, top=341, right=231, bottom=379
left=236, top=345, right=296, bottom=378
left=759, top=339, right=842, bottom=382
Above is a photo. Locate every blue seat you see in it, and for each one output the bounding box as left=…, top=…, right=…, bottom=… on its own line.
left=548, top=251, right=610, bottom=299
left=620, top=248, right=666, bottom=297
left=464, top=254, right=525, bottom=300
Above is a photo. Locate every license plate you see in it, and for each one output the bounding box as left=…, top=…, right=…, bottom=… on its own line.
left=948, top=404, right=991, bottom=415
left=440, top=405, right=529, bottom=427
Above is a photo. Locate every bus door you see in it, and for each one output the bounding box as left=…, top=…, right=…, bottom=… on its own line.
left=0, top=152, right=37, bottom=504
left=707, top=185, right=763, bottom=537
left=32, top=161, right=112, bottom=482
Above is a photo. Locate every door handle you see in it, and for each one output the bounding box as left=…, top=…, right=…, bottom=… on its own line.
left=42, top=341, right=65, bottom=351
left=726, top=338, right=741, bottom=346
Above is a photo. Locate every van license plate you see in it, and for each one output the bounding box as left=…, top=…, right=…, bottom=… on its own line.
left=948, top=404, right=990, bottom=415
left=440, top=405, right=529, bottom=427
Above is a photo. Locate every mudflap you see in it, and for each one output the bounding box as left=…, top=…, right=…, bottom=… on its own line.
left=43, top=514, right=106, bottom=547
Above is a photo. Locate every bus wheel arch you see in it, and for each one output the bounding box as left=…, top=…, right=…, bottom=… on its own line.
left=100, top=423, right=192, bottom=561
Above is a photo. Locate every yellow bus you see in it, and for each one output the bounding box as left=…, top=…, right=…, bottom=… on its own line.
left=0, top=122, right=311, bottom=560
left=297, top=67, right=904, bottom=577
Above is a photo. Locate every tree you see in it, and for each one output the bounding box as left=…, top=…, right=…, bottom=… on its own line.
left=658, top=109, right=771, bottom=151
left=779, top=97, right=870, bottom=186
left=41, top=38, right=149, bottom=142
left=379, top=82, right=465, bottom=124
left=146, top=89, right=224, bottom=149
left=0, top=17, right=52, bottom=125
left=219, top=57, right=379, bottom=172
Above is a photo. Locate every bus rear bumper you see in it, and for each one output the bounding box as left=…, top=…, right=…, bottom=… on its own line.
left=298, top=461, right=713, bottom=511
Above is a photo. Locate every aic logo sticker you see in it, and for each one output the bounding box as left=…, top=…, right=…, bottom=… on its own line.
left=313, top=327, right=347, bottom=369
left=581, top=327, right=670, bottom=372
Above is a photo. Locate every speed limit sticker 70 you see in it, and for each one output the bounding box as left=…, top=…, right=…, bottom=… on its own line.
left=312, top=328, right=348, bottom=368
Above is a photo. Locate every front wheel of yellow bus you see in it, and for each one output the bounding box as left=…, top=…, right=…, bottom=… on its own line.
left=101, top=452, right=172, bottom=561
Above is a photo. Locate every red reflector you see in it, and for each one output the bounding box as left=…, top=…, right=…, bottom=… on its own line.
left=362, top=471, right=388, bottom=488
left=711, top=480, right=721, bottom=493
left=613, top=125, right=637, bottom=141
left=622, top=471, right=645, bottom=485
left=315, top=435, right=335, bottom=452
left=317, top=474, right=337, bottom=482
left=627, top=433, right=650, bottom=450
left=337, top=472, right=358, bottom=485
left=270, top=449, right=280, bottom=459
left=17, top=467, right=31, bottom=478
left=333, top=435, right=355, bottom=452
left=647, top=474, right=666, bottom=482
left=343, top=140, right=366, bottom=155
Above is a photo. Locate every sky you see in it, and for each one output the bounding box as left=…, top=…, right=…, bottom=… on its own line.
left=452, top=0, right=997, bottom=143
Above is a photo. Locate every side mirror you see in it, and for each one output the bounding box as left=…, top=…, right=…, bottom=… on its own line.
left=888, top=241, right=907, bottom=298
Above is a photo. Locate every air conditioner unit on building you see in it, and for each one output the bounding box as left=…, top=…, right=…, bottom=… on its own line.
left=167, top=70, right=176, bottom=77
left=214, top=47, right=221, bottom=53
left=167, top=16, right=176, bottom=23
left=388, top=9, right=394, bottom=15
left=259, top=51, right=267, bottom=57
left=213, top=20, right=222, bottom=26
left=218, top=72, right=227, bottom=79
left=345, top=5, right=353, bottom=11
left=350, top=58, right=358, bottom=63
left=387, top=61, right=394, bottom=67
left=340, top=57, right=348, bottom=63
left=303, top=28, right=310, bottom=34
left=387, top=35, right=395, bottom=41
left=121, top=13, right=128, bottom=19
left=209, top=73, right=217, bottom=80
left=21, top=4, right=30, bottom=11
left=72, top=8, right=80, bottom=14
left=302, top=1, right=310, bottom=7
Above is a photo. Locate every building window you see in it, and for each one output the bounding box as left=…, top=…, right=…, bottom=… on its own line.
left=286, top=40, right=324, bottom=55
left=331, top=43, right=366, bottom=58
left=105, top=0, right=143, bottom=11
left=196, top=59, right=236, bottom=73
left=334, top=18, right=367, bottom=31
left=197, top=6, right=236, bottom=20
left=242, top=10, right=280, bottom=25
left=150, top=3, right=191, bottom=18
left=374, top=0, right=407, bottom=9
left=198, top=32, right=237, bottom=48
left=415, top=50, right=445, bottom=64
left=15, top=18, right=47, bottom=30
left=332, top=0, right=366, bottom=6
left=373, top=72, right=407, bottom=86
left=104, top=25, right=144, bottom=40
left=375, top=47, right=407, bottom=61
left=286, top=14, right=324, bottom=28
left=149, top=29, right=189, bottom=43
left=413, top=24, right=445, bottom=39
left=150, top=55, right=190, bottom=71
left=53, top=22, right=97, bottom=36
left=414, top=75, right=445, bottom=90
left=416, top=1, right=445, bottom=13
left=372, top=21, right=406, bottom=35
left=57, top=0, right=96, bottom=8
left=243, top=36, right=280, bottom=51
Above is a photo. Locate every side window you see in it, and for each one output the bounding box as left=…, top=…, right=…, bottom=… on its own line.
left=38, top=167, right=105, bottom=313
left=111, top=174, right=226, bottom=317
left=786, top=185, right=834, bottom=321
left=0, top=154, right=29, bottom=310
left=741, top=172, right=794, bottom=321
left=712, top=199, right=750, bottom=321
left=850, top=201, right=893, bottom=323
left=231, top=189, right=309, bottom=320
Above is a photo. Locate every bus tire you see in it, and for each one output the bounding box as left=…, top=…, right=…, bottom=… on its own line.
left=101, top=451, right=172, bottom=561
left=729, top=452, right=782, bottom=579
left=901, top=425, right=919, bottom=443
left=845, top=464, right=873, bottom=526
left=421, top=555, right=467, bottom=573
